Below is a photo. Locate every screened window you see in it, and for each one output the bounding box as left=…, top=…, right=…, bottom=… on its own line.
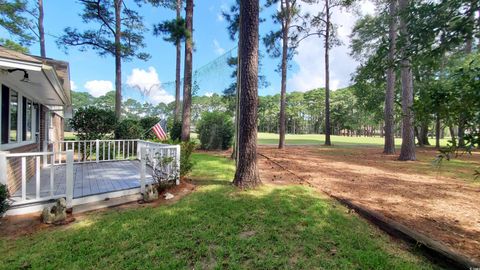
left=22, top=97, right=33, bottom=141
left=9, top=90, right=18, bottom=142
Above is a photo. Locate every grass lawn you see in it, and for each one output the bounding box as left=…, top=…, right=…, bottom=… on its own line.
left=256, top=132, right=451, bottom=147
left=0, top=153, right=440, bottom=269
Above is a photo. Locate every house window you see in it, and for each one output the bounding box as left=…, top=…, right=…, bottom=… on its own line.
left=1, top=84, right=37, bottom=146
left=9, top=90, right=18, bottom=142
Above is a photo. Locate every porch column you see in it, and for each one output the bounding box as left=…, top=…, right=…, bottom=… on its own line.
left=0, top=152, right=7, bottom=186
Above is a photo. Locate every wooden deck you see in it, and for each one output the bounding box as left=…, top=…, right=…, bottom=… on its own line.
left=11, top=160, right=153, bottom=202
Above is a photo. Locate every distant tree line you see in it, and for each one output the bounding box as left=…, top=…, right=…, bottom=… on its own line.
left=72, top=86, right=401, bottom=138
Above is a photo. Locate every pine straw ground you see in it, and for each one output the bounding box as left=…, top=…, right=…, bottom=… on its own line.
left=256, top=145, right=480, bottom=266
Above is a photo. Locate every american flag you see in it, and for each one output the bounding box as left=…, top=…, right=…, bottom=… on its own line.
left=152, top=122, right=168, bottom=140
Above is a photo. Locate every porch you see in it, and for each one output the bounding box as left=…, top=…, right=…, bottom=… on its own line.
left=9, top=160, right=154, bottom=203
left=1, top=139, right=180, bottom=216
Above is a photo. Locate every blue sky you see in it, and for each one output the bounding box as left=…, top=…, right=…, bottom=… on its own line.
left=6, top=0, right=375, bottom=104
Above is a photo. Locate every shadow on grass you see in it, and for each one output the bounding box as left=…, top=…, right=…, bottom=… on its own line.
left=0, top=154, right=441, bottom=269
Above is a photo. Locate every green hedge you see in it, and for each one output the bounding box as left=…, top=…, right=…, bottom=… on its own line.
left=197, top=111, right=234, bottom=150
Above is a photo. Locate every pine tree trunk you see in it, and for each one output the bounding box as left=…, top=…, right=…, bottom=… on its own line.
left=449, top=125, right=456, bottom=146
left=435, top=114, right=441, bottom=149
left=181, top=0, right=193, bottom=142
left=421, top=121, right=430, bottom=146
left=114, top=0, right=122, bottom=120
left=398, top=0, right=416, bottom=161
left=384, top=0, right=397, bottom=154
left=324, top=0, right=331, bottom=146
left=174, top=0, right=182, bottom=122
left=234, top=25, right=242, bottom=162
left=38, top=0, right=46, bottom=58
left=233, top=0, right=261, bottom=189
left=278, top=0, right=290, bottom=149
left=415, top=126, right=423, bottom=147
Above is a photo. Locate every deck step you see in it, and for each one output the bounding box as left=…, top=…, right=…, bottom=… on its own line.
left=72, top=194, right=142, bottom=214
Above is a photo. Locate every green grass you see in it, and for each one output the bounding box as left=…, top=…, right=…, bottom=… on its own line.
left=256, top=132, right=451, bottom=147
left=0, top=153, right=440, bottom=269
left=64, top=131, right=77, bottom=140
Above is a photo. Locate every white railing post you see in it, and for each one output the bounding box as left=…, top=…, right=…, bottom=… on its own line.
left=140, top=146, right=146, bottom=194
left=137, top=140, right=141, bottom=160
left=66, top=150, right=74, bottom=208
left=0, top=152, right=7, bottom=186
left=175, top=145, right=181, bottom=185
left=95, top=139, right=100, bottom=163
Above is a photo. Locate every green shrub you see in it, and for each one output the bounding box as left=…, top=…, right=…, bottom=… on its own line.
left=170, top=121, right=182, bottom=142
left=140, top=116, right=160, bottom=140
left=162, top=140, right=196, bottom=177
left=197, top=111, right=234, bottom=150
left=0, top=184, right=9, bottom=217
left=180, top=141, right=196, bottom=177
left=115, top=119, right=144, bottom=139
left=70, top=107, right=116, bottom=140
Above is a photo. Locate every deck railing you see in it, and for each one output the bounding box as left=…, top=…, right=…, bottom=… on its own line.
left=0, top=139, right=180, bottom=209
left=49, top=139, right=139, bottom=164
left=0, top=150, right=74, bottom=207
left=138, top=141, right=181, bottom=193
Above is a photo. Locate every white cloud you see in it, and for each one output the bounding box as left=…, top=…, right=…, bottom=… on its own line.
left=84, top=80, right=113, bottom=97
left=288, top=0, right=375, bottom=92
left=217, top=3, right=228, bottom=22
left=213, top=39, right=225, bottom=55
left=204, top=92, right=214, bottom=97
left=70, top=80, right=78, bottom=91
left=126, top=67, right=174, bottom=105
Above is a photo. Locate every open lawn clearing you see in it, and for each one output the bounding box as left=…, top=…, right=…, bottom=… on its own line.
left=0, top=153, right=439, bottom=269
left=257, top=145, right=480, bottom=265
left=256, top=133, right=452, bottom=147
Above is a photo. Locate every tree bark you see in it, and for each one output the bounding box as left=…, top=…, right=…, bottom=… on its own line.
left=278, top=0, right=290, bottom=149
left=398, top=0, right=415, bottom=161
left=435, top=113, right=440, bottom=149
left=114, top=0, right=122, bottom=120
left=233, top=20, right=242, bottom=162
left=415, top=126, right=423, bottom=147
left=233, top=0, right=261, bottom=188
left=421, top=121, right=430, bottom=146
left=384, top=0, right=397, bottom=154
left=174, top=0, right=182, bottom=122
left=181, top=0, right=193, bottom=142
left=38, top=0, right=46, bottom=58
left=324, top=0, right=331, bottom=146
left=449, top=125, right=456, bottom=146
